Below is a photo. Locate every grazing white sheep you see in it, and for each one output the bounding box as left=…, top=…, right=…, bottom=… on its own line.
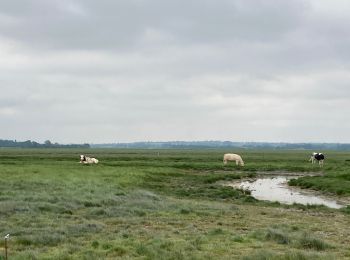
left=80, top=155, right=99, bottom=164
left=309, top=152, right=325, bottom=167
left=223, top=153, right=244, bottom=166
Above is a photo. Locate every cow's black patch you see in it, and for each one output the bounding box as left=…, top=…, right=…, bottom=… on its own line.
left=314, top=153, right=325, bottom=160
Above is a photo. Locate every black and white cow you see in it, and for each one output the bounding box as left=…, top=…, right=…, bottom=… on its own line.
left=309, top=152, right=325, bottom=167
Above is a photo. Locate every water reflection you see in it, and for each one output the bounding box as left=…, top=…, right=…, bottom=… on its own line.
left=229, top=176, right=343, bottom=209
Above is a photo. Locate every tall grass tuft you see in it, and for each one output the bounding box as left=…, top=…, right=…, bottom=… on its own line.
left=242, top=250, right=274, bottom=260
left=297, top=233, right=331, bottom=251
left=243, top=250, right=331, bottom=260
left=265, top=228, right=290, bottom=244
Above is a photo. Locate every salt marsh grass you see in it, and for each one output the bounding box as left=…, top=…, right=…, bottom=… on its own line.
left=0, top=149, right=349, bottom=259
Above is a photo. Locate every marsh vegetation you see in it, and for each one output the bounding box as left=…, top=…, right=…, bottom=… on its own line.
left=0, top=149, right=349, bottom=259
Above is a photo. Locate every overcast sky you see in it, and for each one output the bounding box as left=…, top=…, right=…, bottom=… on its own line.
left=1, top=0, right=349, bottom=143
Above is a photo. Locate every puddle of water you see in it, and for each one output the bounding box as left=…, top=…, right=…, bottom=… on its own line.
left=228, top=176, right=343, bottom=209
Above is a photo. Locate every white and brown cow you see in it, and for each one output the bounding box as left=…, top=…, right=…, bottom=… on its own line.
left=309, top=152, right=325, bottom=167
left=80, top=155, right=99, bottom=164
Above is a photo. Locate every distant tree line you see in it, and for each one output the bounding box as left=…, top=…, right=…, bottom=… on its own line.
left=91, top=141, right=350, bottom=150
left=0, top=139, right=90, bottom=148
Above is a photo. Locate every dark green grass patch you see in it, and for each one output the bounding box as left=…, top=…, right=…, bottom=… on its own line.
left=340, top=205, right=350, bottom=214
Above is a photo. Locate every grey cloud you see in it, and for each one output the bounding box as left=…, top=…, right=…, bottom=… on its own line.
left=0, top=0, right=349, bottom=143
left=0, top=0, right=308, bottom=50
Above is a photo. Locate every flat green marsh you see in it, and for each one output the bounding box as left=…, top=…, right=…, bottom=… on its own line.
left=0, top=149, right=349, bottom=259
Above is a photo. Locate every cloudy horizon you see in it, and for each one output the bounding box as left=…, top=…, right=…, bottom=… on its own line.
left=1, top=0, right=350, bottom=144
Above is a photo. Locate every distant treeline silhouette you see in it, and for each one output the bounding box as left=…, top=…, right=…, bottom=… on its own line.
left=0, top=139, right=90, bottom=148
left=92, top=141, right=350, bottom=150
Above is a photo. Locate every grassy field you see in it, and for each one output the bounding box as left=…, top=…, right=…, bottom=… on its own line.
left=0, top=148, right=349, bottom=259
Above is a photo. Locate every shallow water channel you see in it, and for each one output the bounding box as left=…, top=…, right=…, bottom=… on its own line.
left=227, top=175, right=344, bottom=209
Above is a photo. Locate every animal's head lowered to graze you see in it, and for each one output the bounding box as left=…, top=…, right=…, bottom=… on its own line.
left=223, top=153, right=244, bottom=166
